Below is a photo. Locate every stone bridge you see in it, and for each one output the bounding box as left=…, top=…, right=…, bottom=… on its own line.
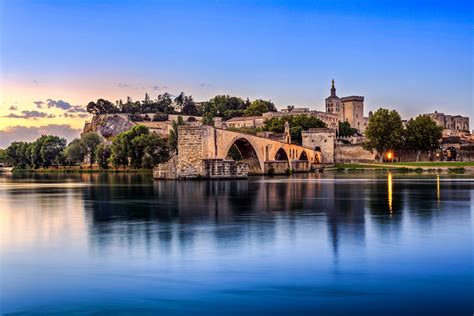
left=154, top=125, right=323, bottom=179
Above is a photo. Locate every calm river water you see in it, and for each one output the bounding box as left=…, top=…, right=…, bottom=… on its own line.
left=0, top=172, right=472, bottom=315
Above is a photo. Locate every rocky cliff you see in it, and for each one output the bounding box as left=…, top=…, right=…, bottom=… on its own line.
left=83, top=114, right=135, bottom=139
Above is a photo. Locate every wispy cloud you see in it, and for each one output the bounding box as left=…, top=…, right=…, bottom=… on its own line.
left=46, top=99, right=72, bottom=110
left=117, top=83, right=168, bottom=91
left=63, top=113, right=89, bottom=118
left=0, top=124, right=81, bottom=148
left=34, top=101, right=44, bottom=109
left=3, top=110, right=56, bottom=119
left=8, top=105, right=18, bottom=111
left=66, top=105, right=87, bottom=113
left=200, top=83, right=213, bottom=87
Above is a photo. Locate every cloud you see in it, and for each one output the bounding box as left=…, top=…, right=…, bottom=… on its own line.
left=9, top=105, right=18, bottom=111
left=118, top=83, right=167, bottom=91
left=46, top=99, right=72, bottom=110
left=3, top=110, right=56, bottom=119
left=63, top=113, right=89, bottom=118
left=152, top=85, right=167, bottom=91
left=34, top=101, right=44, bottom=109
left=66, top=105, right=87, bottom=113
left=200, top=83, right=213, bottom=87
left=0, top=124, right=81, bottom=148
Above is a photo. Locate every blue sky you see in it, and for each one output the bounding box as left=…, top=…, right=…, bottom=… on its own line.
left=0, top=0, right=472, bottom=144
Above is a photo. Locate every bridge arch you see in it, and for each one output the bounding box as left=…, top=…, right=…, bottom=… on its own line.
left=224, top=137, right=263, bottom=174
left=275, top=147, right=289, bottom=161
left=299, top=151, right=308, bottom=161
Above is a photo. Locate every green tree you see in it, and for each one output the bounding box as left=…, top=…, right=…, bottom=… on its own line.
left=168, top=116, right=185, bottom=152
left=5, top=142, right=31, bottom=169
left=64, top=138, right=86, bottom=165
left=244, top=99, right=276, bottom=116
left=95, top=143, right=111, bottom=169
left=202, top=95, right=247, bottom=123
left=261, top=114, right=326, bottom=144
left=133, top=133, right=169, bottom=168
left=182, top=95, right=198, bottom=115
left=338, top=121, right=358, bottom=137
left=404, top=115, right=443, bottom=161
left=364, top=108, right=404, bottom=161
left=86, top=99, right=118, bottom=115
left=40, top=136, right=67, bottom=167
left=81, top=132, right=101, bottom=168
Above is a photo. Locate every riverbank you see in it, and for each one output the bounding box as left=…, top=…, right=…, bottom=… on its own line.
left=7, top=166, right=153, bottom=174
left=328, top=161, right=474, bottom=173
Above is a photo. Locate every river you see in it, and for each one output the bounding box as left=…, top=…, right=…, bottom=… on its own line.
left=0, top=172, right=472, bottom=315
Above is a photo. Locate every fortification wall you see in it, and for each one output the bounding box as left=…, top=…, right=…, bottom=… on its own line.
left=334, top=144, right=375, bottom=163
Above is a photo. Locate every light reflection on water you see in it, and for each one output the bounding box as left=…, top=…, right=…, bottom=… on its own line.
left=0, top=172, right=472, bottom=315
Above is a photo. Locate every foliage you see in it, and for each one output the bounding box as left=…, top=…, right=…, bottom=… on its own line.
left=168, top=116, right=185, bottom=152
left=364, top=108, right=404, bottom=160
left=81, top=132, right=101, bottom=167
left=87, top=99, right=119, bottom=115
left=244, top=99, right=276, bottom=116
left=261, top=114, right=326, bottom=144
left=95, top=144, right=112, bottom=169
left=110, top=125, right=169, bottom=169
left=64, top=139, right=87, bottom=165
left=404, top=115, right=443, bottom=161
left=5, top=142, right=31, bottom=169
left=202, top=95, right=247, bottom=123
left=338, top=121, right=358, bottom=137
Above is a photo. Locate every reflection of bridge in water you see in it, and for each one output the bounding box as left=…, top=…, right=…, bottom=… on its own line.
left=155, top=125, right=324, bottom=179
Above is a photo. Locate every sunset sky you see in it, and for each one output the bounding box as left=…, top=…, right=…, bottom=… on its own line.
left=0, top=0, right=472, bottom=147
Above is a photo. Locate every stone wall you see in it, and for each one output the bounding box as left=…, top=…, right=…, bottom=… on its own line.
left=176, top=126, right=205, bottom=178
left=334, top=144, right=375, bottom=163
left=264, top=161, right=290, bottom=174
left=301, top=128, right=336, bottom=163
left=202, top=159, right=248, bottom=179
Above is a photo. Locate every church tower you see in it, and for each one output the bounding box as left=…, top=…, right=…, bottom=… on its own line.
left=325, top=79, right=342, bottom=116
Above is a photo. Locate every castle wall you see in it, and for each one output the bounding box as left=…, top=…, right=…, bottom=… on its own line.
left=334, top=144, right=375, bottom=163
left=302, top=129, right=336, bottom=163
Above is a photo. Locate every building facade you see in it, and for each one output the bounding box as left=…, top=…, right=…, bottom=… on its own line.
left=325, top=80, right=368, bottom=132
left=425, top=111, right=470, bottom=132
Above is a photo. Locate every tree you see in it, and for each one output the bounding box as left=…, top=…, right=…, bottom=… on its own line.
left=132, top=133, right=169, bottom=168
left=5, top=142, right=31, bottom=169
left=86, top=99, right=118, bottom=115
left=182, top=96, right=198, bottom=115
left=64, top=139, right=87, bottom=165
left=338, top=121, right=358, bottom=137
left=157, top=93, right=174, bottom=113
left=168, top=116, right=185, bottom=152
left=261, top=114, right=326, bottom=144
left=40, top=136, right=67, bottom=167
left=404, top=115, right=443, bottom=161
left=202, top=95, right=247, bottom=123
left=81, top=132, right=101, bottom=168
left=244, top=99, right=276, bottom=116
left=174, top=92, right=185, bottom=112
left=95, top=143, right=111, bottom=169
left=364, top=108, right=404, bottom=161
left=0, top=149, right=8, bottom=165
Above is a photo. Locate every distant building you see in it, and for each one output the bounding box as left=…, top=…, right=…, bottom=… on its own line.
left=425, top=111, right=469, bottom=132
left=325, top=80, right=368, bottom=132
left=263, top=107, right=340, bottom=129
left=225, top=116, right=265, bottom=129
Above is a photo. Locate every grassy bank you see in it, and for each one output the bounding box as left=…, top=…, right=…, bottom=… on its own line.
left=11, top=167, right=153, bottom=173
left=330, top=161, right=474, bottom=173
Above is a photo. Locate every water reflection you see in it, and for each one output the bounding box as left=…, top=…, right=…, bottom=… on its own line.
left=0, top=172, right=472, bottom=315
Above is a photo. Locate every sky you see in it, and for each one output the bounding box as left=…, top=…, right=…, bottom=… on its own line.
left=0, top=0, right=472, bottom=147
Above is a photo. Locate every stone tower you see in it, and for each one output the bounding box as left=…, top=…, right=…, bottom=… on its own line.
left=325, top=79, right=342, bottom=116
